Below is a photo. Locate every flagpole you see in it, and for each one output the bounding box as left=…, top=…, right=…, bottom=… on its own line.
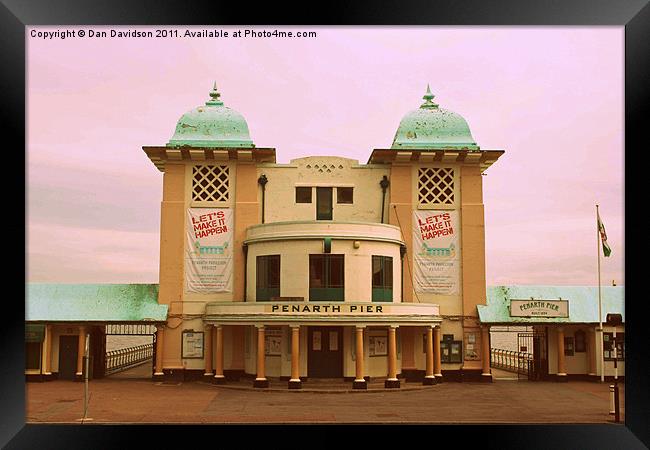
left=597, top=204, right=604, bottom=383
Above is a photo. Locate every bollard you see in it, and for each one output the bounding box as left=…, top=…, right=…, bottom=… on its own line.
left=614, top=383, right=621, bottom=423
left=609, top=384, right=615, bottom=415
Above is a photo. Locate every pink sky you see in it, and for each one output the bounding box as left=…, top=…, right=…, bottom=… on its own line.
left=26, top=26, right=624, bottom=286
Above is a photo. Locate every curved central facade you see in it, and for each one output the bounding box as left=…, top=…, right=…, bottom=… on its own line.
left=143, top=85, right=505, bottom=388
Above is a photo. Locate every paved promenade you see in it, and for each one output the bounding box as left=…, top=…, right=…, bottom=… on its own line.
left=25, top=374, right=625, bottom=424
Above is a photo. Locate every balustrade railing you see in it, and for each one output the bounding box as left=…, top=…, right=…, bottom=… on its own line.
left=490, top=348, right=534, bottom=375
left=105, top=343, right=154, bottom=375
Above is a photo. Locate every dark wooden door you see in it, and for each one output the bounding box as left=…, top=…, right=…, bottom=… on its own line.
left=58, top=335, right=78, bottom=380
left=90, top=326, right=105, bottom=379
left=307, top=327, right=343, bottom=378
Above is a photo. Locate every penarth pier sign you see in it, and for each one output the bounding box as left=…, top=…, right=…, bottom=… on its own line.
left=204, top=302, right=441, bottom=325
left=510, top=299, right=569, bottom=318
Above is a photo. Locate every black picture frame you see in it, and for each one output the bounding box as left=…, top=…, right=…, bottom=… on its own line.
left=8, top=0, right=647, bottom=448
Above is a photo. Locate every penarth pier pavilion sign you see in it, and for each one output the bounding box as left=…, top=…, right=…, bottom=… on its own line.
left=204, top=302, right=441, bottom=326
left=510, top=299, right=569, bottom=318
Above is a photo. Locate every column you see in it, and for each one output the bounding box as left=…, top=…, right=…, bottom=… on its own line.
left=423, top=325, right=436, bottom=385
left=75, top=326, right=87, bottom=380
left=154, top=325, right=165, bottom=377
left=289, top=326, right=301, bottom=389
left=481, top=326, right=492, bottom=381
left=353, top=326, right=367, bottom=389
left=43, top=324, right=52, bottom=377
left=385, top=326, right=400, bottom=388
left=214, top=325, right=225, bottom=383
left=203, top=325, right=213, bottom=377
left=588, top=328, right=597, bottom=376
left=433, top=325, right=442, bottom=378
left=557, top=327, right=567, bottom=381
left=254, top=325, right=268, bottom=388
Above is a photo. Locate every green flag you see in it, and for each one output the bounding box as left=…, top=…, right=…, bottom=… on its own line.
left=597, top=212, right=611, bottom=257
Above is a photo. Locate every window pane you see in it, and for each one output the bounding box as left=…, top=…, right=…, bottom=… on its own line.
left=268, top=255, right=280, bottom=288
left=564, top=337, right=574, bottom=356
left=383, top=257, right=393, bottom=288
left=256, top=256, right=267, bottom=288
left=372, top=256, right=382, bottom=287
left=309, top=255, right=324, bottom=288
left=329, top=255, right=344, bottom=287
left=316, top=187, right=333, bottom=220
left=295, top=187, right=312, bottom=203
left=257, top=255, right=280, bottom=301
left=337, top=187, right=353, bottom=204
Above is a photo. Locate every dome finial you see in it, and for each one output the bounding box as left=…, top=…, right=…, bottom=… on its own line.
left=421, top=84, right=438, bottom=109
left=206, top=82, right=224, bottom=106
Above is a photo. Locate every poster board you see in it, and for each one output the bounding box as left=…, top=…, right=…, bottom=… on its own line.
left=464, top=331, right=480, bottom=361
left=265, top=327, right=283, bottom=356
left=369, top=336, right=387, bottom=356
left=181, top=330, right=204, bottom=359
left=369, top=329, right=388, bottom=356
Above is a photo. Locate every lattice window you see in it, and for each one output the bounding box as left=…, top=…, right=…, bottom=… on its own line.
left=192, top=165, right=229, bottom=202
left=418, top=168, right=455, bottom=206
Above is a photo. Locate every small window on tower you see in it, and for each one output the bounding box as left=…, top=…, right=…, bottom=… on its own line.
left=295, top=187, right=312, bottom=203
left=337, top=187, right=354, bottom=204
left=192, top=165, right=229, bottom=202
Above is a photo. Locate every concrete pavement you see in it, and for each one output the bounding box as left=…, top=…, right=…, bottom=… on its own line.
left=25, top=376, right=625, bottom=424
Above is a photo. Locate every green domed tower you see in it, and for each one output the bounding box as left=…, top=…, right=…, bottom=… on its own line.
left=391, top=85, right=479, bottom=150
left=167, top=83, right=255, bottom=148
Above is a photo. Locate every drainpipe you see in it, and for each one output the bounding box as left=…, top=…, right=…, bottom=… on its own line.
left=400, top=245, right=406, bottom=302
left=243, top=243, right=248, bottom=302
left=380, top=176, right=390, bottom=224
left=258, top=174, right=268, bottom=224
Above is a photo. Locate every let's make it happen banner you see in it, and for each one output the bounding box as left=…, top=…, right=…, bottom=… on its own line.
left=185, top=208, right=233, bottom=293
left=412, top=210, right=460, bottom=295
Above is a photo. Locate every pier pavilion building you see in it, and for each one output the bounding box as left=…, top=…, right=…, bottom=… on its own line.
left=139, top=84, right=504, bottom=388
left=27, top=85, right=625, bottom=387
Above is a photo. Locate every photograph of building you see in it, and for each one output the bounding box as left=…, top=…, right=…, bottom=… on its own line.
left=24, top=26, right=624, bottom=423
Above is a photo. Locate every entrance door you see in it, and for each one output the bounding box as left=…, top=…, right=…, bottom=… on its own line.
left=307, top=327, right=343, bottom=378
left=517, top=331, right=548, bottom=381
left=58, top=335, right=78, bottom=380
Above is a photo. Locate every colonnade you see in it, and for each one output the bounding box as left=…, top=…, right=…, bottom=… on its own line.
left=172, top=323, right=452, bottom=389
left=34, top=323, right=612, bottom=384
left=38, top=322, right=488, bottom=385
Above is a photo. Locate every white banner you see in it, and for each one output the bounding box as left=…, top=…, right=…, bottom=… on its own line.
left=185, top=208, right=233, bottom=293
left=413, top=210, right=460, bottom=295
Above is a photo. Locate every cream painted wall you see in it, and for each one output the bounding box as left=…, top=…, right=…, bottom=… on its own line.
left=258, top=156, right=390, bottom=224
left=246, top=238, right=402, bottom=303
